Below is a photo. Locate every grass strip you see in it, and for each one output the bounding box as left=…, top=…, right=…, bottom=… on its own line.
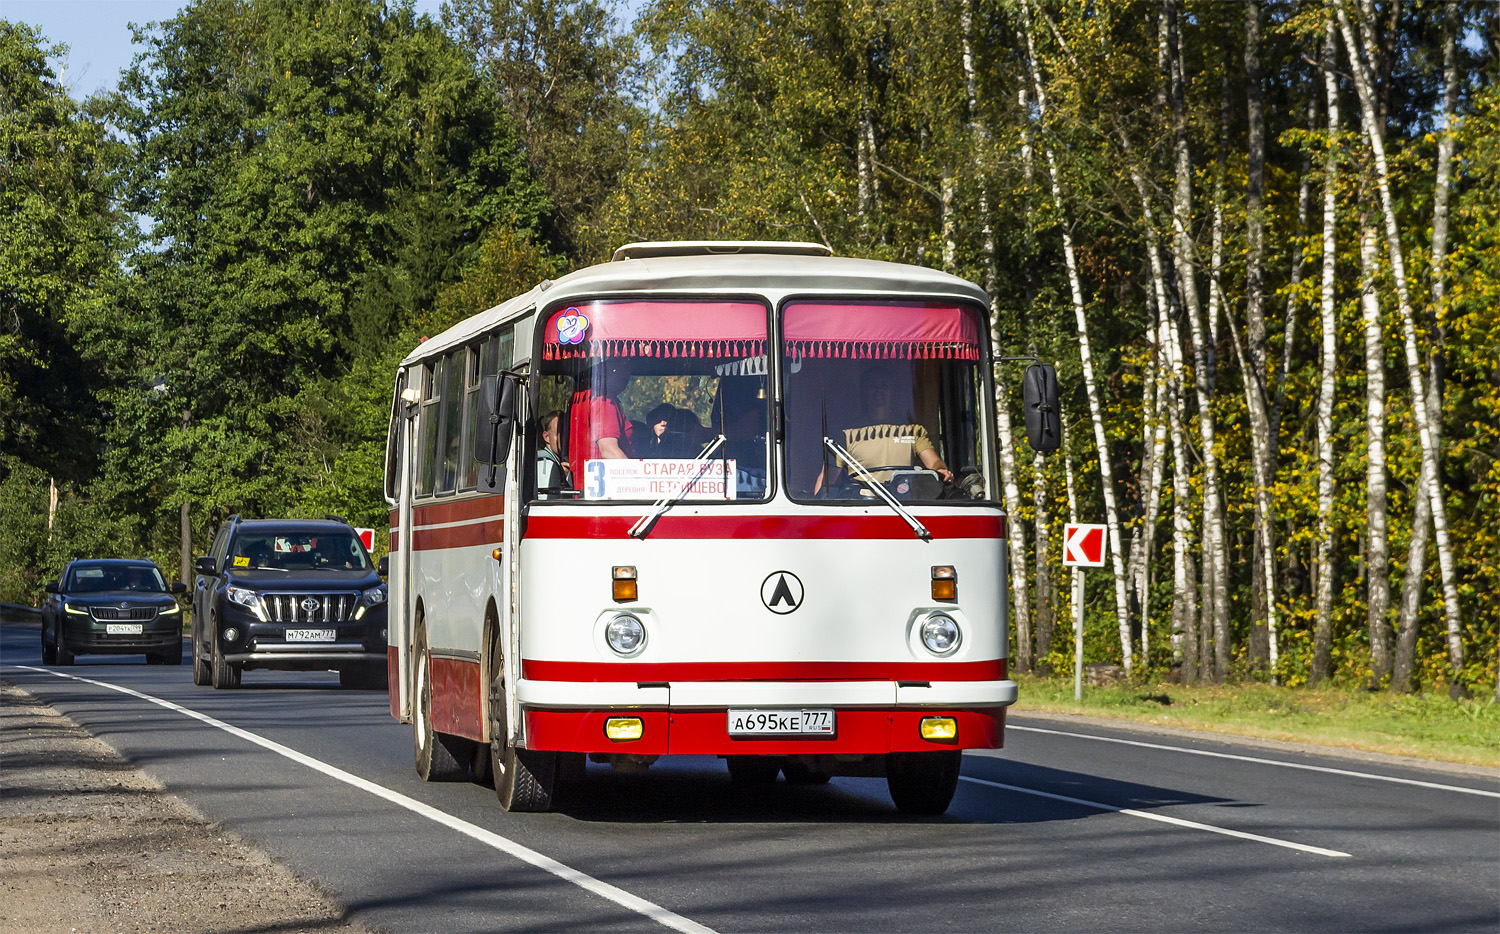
left=1011, top=672, right=1500, bottom=769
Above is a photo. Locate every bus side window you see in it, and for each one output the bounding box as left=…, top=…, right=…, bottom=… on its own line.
left=416, top=361, right=439, bottom=497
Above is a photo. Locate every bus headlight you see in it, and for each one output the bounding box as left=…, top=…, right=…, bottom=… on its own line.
left=920, top=613, right=961, bottom=656
left=605, top=614, right=646, bottom=657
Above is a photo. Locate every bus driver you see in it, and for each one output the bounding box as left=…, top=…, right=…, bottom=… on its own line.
left=814, top=366, right=953, bottom=495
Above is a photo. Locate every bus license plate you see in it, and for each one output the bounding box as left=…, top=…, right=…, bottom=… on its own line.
left=106, top=624, right=143, bottom=635
left=285, top=629, right=336, bottom=642
left=727, top=709, right=835, bottom=736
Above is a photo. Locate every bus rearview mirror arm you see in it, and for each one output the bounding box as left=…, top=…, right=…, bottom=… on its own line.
left=474, top=371, right=523, bottom=472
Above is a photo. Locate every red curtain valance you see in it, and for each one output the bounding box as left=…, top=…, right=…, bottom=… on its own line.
left=783, top=302, right=982, bottom=361
left=544, top=300, right=768, bottom=360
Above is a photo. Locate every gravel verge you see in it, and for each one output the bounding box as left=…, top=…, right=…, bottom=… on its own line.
left=0, top=678, right=374, bottom=934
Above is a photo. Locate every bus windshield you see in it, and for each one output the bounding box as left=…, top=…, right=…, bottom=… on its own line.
left=536, top=299, right=772, bottom=502
left=782, top=301, right=993, bottom=504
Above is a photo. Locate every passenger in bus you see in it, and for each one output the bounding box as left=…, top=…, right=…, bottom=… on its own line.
left=642, top=404, right=707, bottom=459
left=536, top=410, right=571, bottom=493
left=567, top=357, right=635, bottom=482
left=814, top=366, right=952, bottom=495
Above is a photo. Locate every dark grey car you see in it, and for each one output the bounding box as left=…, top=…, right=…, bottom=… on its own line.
left=42, top=559, right=187, bottom=665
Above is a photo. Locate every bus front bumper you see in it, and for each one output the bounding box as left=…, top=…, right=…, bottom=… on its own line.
left=516, top=678, right=1017, bottom=755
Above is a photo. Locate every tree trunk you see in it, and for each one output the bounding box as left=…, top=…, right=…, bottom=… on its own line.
left=1393, top=453, right=1433, bottom=693
left=1034, top=452, right=1055, bottom=662
left=1166, top=0, right=1228, bottom=680
left=1363, top=211, right=1391, bottom=683
left=1311, top=23, right=1341, bottom=685
left=1022, top=0, right=1133, bottom=676
left=180, top=501, right=193, bottom=587
left=1337, top=3, right=1465, bottom=696
left=1241, top=0, right=1281, bottom=677
left=964, top=0, right=1032, bottom=672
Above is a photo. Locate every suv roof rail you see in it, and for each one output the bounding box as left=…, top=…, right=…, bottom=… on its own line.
left=228, top=514, right=241, bottom=526
left=323, top=513, right=348, bottom=525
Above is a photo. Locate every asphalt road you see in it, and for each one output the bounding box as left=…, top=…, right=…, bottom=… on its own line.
left=4, top=616, right=1496, bottom=933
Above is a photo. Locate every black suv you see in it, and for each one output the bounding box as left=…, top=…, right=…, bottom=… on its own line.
left=193, top=516, right=388, bottom=689
left=42, top=559, right=187, bottom=665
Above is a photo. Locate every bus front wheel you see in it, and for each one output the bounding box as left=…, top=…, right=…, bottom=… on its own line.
left=488, top=666, right=555, bottom=812
left=886, top=750, right=961, bottom=815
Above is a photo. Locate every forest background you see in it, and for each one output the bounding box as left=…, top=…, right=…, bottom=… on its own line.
left=2, top=0, right=1496, bottom=699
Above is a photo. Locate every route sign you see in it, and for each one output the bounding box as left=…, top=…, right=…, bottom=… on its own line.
left=1062, top=523, right=1107, bottom=567
left=356, top=528, right=376, bottom=551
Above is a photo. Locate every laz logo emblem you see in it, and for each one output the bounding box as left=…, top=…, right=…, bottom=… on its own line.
left=760, top=572, right=804, bottom=614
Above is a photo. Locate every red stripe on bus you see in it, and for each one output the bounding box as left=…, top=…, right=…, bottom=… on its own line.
left=412, top=496, right=507, bottom=525
left=521, top=658, right=1006, bottom=683
left=409, top=521, right=505, bottom=551
left=522, top=513, right=1006, bottom=541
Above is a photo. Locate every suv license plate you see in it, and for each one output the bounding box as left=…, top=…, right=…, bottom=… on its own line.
left=727, top=709, right=835, bottom=736
left=285, top=629, right=336, bottom=642
left=106, top=624, right=143, bottom=635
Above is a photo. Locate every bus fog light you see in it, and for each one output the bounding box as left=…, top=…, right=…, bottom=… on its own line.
left=605, top=614, right=646, bottom=657
left=931, top=566, right=957, bottom=601
left=612, top=566, right=638, bottom=602
left=920, top=614, right=960, bottom=656
left=605, top=717, right=644, bottom=741
left=920, top=717, right=958, bottom=742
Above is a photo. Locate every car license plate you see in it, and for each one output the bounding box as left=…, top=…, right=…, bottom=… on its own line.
left=285, top=628, right=336, bottom=642
left=106, top=624, right=143, bottom=635
left=727, top=709, right=835, bottom=736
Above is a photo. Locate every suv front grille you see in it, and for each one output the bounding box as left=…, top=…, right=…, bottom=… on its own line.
left=90, top=606, right=157, bottom=621
left=262, top=593, right=358, bottom=624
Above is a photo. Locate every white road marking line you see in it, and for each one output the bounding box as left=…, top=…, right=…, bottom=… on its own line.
left=18, top=666, right=715, bottom=934
left=958, top=775, right=1351, bottom=858
left=1007, top=724, right=1500, bottom=799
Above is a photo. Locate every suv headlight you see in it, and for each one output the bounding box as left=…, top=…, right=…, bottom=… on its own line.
left=64, top=602, right=89, bottom=615
left=354, top=585, right=387, bottom=620
left=226, top=586, right=267, bottom=621
left=160, top=602, right=181, bottom=615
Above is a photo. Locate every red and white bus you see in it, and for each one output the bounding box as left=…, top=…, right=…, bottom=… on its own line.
left=383, top=241, right=1057, bottom=813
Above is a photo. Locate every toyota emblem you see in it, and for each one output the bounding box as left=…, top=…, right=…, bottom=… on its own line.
left=301, top=597, right=320, bottom=613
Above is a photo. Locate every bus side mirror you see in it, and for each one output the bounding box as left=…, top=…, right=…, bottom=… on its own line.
left=1022, top=364, right=1061, bottom=454
left=474, top=374, right=519, bottom=466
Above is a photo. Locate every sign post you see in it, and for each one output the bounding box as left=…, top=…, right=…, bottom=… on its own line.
left=1061, top=523, right=1108, bottom=701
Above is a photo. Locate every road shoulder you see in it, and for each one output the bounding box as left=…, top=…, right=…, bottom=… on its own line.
left=0, top=678, right=374, bottom=934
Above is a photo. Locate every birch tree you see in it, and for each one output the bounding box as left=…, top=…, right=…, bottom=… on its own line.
left=1336, top=1, right=1466, bottom=695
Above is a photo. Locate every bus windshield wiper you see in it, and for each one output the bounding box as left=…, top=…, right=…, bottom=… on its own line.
left=822, top=437, right=931, bottom=541
left=629, top=435, right=727, bottom=540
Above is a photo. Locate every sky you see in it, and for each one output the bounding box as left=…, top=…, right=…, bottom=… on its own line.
left=5, top=0, right=445, bottom=99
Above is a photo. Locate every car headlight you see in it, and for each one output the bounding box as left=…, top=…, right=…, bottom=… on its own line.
left=605, top=614, right=646, bottom=657
left=160, top=602, right=181, bottom=615
left=64, top=602, right=89, bottom=615
left=920, top=613, right=961, bottom=656
left=226, top=586, right=267, bottom=621
left=361, top=586, right=387, bottom=606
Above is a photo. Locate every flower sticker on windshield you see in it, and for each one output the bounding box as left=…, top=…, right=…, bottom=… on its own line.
left=556, top=307, right=589, bottom=345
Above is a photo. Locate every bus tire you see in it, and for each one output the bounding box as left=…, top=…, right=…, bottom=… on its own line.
left=886, top=750, right=961, bottom=815
left=211, top=636, right=240, bottom=689
left=726, top=756, right=780, bottom=785
left=489, top=663, right=555, bottom=812
left=413, top=622, right=466, bottom=781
